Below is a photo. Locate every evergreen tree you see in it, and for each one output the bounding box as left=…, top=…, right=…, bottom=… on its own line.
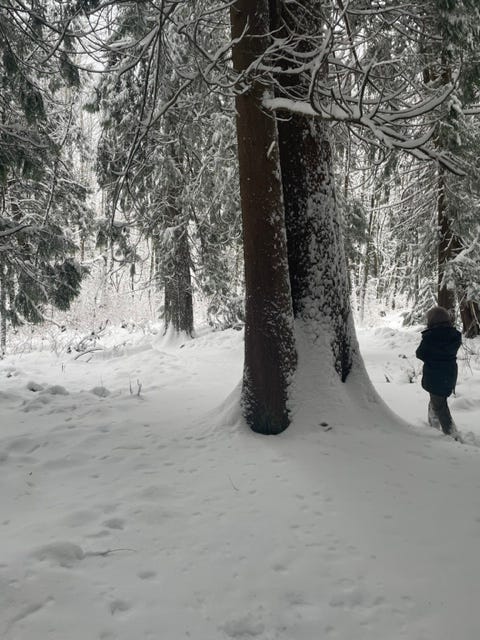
left=90, top=1, right=241, bottom=335
left=229, top=0, right=479, bottom=433
left=431, top=1, right=480, bottom=333
left=0, top=1, right=90, bottom=352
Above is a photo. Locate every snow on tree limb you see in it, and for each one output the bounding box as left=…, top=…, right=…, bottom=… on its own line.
left=263, top=97, right=465, bottom=175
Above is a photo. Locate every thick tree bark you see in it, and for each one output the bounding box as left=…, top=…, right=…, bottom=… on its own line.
left=458, top=295, right=480, bottom=338
left=273, top=0, right=354, bottom=381
left=231, top=0, right=297, bottom=434
left=278, top=115, right=354, bottom=380
left=436, top=178, right=480, bottom=336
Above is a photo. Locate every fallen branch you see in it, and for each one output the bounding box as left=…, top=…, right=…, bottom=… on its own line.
left=73, top=347, right=103, bottom=360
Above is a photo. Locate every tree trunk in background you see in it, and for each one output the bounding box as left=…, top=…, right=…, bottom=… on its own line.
left=0, top=264, right=6, bottom=356
left=163, top=219, right=194, bottom=337
left=436, top=172, right=480, bottom=336
left=231, top=0, right=297, bottom=435
left=358, top=194, right=376, bottom=323
left=437, top=167, right=456, bottom=316
left=458, top=296, right=480, bottom=338
left=278, top=115, right=354, bottom=380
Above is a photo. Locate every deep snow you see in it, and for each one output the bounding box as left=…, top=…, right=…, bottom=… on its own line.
left=1, top=318, right=480, bottom=640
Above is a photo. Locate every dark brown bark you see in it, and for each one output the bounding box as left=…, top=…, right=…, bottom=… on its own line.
left=231, top=0, right=297, bottom=434
left=457, top=289, right=480, bottom=338
left=435, top=123, right=480, bottom=337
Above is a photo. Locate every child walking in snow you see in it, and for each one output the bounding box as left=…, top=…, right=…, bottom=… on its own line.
left=415, top=306, right=462, bottom=438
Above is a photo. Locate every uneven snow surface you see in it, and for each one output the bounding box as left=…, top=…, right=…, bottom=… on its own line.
left=1, top=321, right=480, bottom=639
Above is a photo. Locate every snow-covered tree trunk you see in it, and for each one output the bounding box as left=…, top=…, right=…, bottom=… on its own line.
left=230, top=0, right=297, bottom=435
left=0, top=264, right=6, bottom=356
left=358, top=195, right=376, bottom=324
left=458, top=295, right=480, bottom=338
left=163, top=221, right=194, bottom=337
left=278, top=115, right=355, bottom=380
left=437, top=167, right=457, bottom=315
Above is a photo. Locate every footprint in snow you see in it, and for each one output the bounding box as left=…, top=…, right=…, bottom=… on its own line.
left=32, top=541, right=85, bottom=568
left=63, top=510, right=98, bottom=528
left=103, top=517, right=125, bottom=530
left=5, top=437, right=40, bottom=454
left=137, top=570, right=156, bottom=580
left=22, top=395, right=52, bottom=412
left=329, top=585, right=365, bottom=608
left=109, top=599, right=131, bottom=615
left=220, top=616, right=265, bottom=638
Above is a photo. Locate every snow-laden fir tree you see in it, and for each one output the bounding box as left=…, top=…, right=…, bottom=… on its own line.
left=89, top=1, right=241, bottom=336
left=0, top=2, right=91, bottom=353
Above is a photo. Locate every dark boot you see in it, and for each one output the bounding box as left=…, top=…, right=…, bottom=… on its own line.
left=429, top=394, right=454, bottom=435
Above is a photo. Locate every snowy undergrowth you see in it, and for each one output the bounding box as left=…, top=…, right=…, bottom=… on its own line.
left=1, top=319, right=480, bottom=640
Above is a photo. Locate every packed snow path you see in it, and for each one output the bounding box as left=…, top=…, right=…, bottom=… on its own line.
left=1, top=325, right=480, bottom=639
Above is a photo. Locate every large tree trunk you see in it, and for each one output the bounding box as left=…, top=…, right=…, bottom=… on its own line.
left=273, top=0, right=354, bottom=381
left=231, top=0, right=297, bottom=434
left=278, top=115, right=354, bottom=380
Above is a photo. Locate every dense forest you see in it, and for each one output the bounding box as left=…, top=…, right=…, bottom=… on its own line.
left=1, top=0, right=480, bottom=433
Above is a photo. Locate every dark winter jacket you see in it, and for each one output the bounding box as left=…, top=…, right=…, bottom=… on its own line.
left=415, top=323, right=462, bottom=397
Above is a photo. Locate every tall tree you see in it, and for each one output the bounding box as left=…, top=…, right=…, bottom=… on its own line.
left=0, top=1, right=90, bottom=351
left=433, top=1, right=480, bottom=331
left=230, top=0, right=297, bottom=434
left=229, top=0, right=477, bottom=432
left=272, top=0, right=355, bottom=380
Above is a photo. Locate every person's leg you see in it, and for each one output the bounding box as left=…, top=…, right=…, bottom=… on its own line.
left=429, top=394, right=453, bottom=435
left=428, top=398, right=441, bottom=429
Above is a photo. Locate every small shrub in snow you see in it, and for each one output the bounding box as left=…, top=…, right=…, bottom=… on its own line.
left=91, top=386, right=110, bottom=398
left=43, top=385, right=69, bottom=396
left=26, top=381, right=44, bottom=392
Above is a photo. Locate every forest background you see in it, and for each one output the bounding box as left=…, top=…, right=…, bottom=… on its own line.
left=1, top=0, right=480, bottom=434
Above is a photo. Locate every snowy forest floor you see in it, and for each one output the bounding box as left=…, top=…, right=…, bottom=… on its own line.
left=1, top=316, right=480, bottom=640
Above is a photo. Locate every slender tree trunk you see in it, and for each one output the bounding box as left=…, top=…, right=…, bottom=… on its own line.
left=358, top=194, right=376, bottom=323
left=0, top=264, right=6, bottom=356
left=436, top=150, right=479, bottom=336
left=163, top=220, right=194, bottom=337
left=458, top=295, right=480, bottom=338
left=437, top=166, right=456, bottom=315
left=231, top=0, right=297, bottom=434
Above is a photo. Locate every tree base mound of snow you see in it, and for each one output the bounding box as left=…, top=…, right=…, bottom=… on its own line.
left=157, top=323, right=194, bottom=349
left=289, top=321, right=411, bottom=437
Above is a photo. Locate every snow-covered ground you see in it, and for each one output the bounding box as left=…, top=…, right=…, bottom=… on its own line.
left=1, top=318, right=480, bottom=640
